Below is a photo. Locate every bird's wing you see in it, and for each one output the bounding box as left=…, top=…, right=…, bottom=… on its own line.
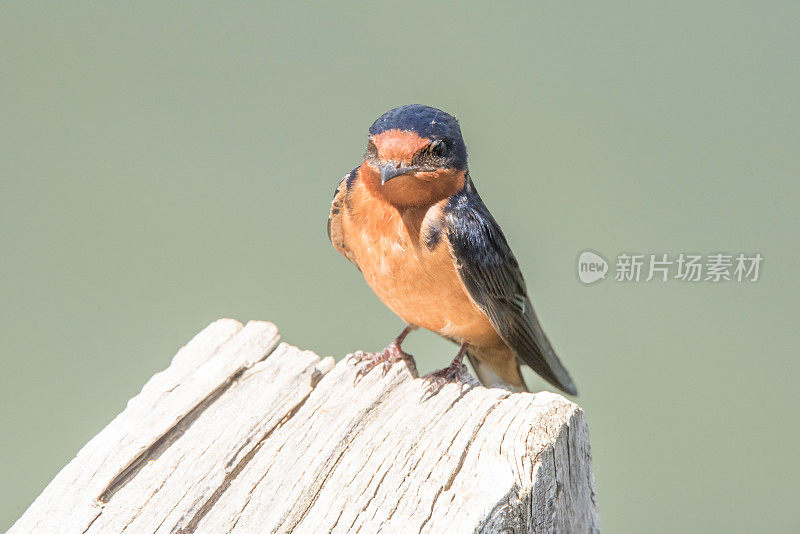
left=328, top=169, right=358, bottom=267
left=443, top=181, right=577, bottom=395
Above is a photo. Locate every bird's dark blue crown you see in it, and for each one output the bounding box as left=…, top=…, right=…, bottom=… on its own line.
left=369, top=105, right=468, bottom=169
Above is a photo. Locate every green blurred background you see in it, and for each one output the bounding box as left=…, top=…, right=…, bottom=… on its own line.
left=2, top=2, right=798, bottom=532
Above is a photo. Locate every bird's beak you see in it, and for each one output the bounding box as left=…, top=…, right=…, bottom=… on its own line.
left=378, top=162, right=415, bottom=185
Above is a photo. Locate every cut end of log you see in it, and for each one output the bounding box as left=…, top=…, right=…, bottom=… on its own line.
left=10, top=319, right=599, bottom=533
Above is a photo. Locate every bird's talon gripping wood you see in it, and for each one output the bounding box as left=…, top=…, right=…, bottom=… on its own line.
left=349, top=342, right=415, bottom=381
left=424, top=361, right=473, bottom=395
left=348, top=325, right=417, bottom=382
left=329, top=105, right=578, bottom=395
left=424, top=342, right=474, bottom=395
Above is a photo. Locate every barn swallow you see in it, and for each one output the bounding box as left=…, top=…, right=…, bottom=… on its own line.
left=328, top=104, right=577, bottom=395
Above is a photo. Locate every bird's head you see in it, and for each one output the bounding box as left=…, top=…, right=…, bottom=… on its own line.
left=361, top=105, right=468, bottom=208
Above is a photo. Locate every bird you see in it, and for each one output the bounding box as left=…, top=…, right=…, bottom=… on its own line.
left=328, top=104, right=577, bottom=395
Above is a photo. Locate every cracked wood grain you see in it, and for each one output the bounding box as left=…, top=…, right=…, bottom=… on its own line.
left=10, top=319, right=599, bottom=534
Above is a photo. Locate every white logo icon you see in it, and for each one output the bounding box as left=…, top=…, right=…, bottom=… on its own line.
left=578, top=251, right=608, bottom=284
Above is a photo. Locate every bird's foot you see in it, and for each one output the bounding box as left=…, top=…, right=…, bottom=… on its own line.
left=349, top=341, right=415, bottom=381
left=424, top=359, right=473, bottom=395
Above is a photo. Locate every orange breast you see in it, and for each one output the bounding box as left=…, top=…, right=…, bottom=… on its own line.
left=342, top=181, right=501, bottom=347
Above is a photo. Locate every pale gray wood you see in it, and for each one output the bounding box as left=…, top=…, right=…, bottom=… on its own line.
left=10, top=320, right=599, bottom=534
left=9, top=319, right=280, bottom=534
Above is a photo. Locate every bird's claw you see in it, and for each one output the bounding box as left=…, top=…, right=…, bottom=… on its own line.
left=349, top=342, right=413, bottom=382
left=424, top=360, right=473, bottom=395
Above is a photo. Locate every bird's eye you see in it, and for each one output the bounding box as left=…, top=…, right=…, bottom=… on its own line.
left=366, top=139, right=378, bottom=159
left=430, top=139, right=448, bottom=158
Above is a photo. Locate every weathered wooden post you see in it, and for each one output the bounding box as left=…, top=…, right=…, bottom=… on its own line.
left=9, top=319, right=599, bottom=533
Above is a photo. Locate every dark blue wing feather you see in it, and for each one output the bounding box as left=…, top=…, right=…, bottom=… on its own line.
left=444, top=178, right=577, bottom=395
